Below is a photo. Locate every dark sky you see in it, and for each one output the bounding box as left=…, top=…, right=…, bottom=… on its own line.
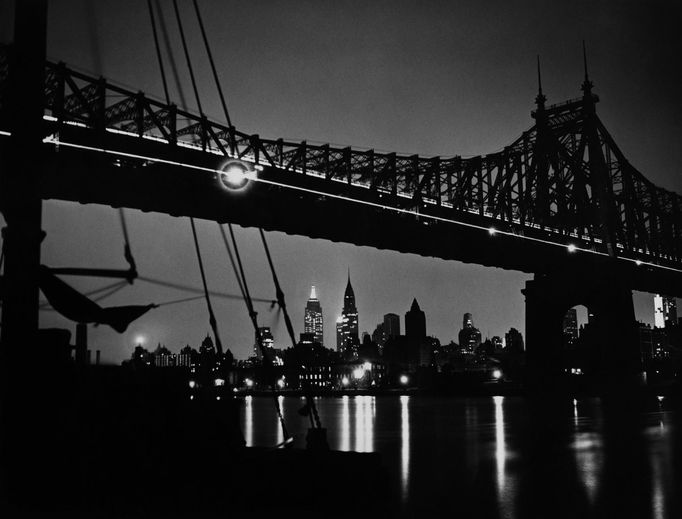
left=2, top=1, right=681, bottom=363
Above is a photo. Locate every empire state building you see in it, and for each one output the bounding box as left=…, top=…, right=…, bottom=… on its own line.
left=304, top=285, right=324, bottom=345
left=338, top=271, right=359, bottom=358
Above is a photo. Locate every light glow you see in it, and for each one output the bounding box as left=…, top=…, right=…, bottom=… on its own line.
left=341, top=376, right=350, bottom=386
left=188, top=380, right=196, bottom=389
left=488, top=227, right=497, bottom=236
left=492, top=369, right=502, bottom=379
left=214, top=378, right=225, bottom=386
left=567, top=244, right=577, bottom=252
left=400, top=375, right=409, bottom=385
left=353, top=368, right=365, bottom=380
left=245, top=378, right=254, bottom=388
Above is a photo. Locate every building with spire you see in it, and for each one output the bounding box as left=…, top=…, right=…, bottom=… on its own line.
left=304, top=285, right=324, bottom=345
left=338, top=271, right=359, bottom=359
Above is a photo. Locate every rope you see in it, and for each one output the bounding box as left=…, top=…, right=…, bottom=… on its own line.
left=259, top=229, right=322, bottom=429
left=118, top=209, right=137, bottom=280
left=39, top=280, right=129, bottom=309
left=138, top=275, right=273, bottom=303
left=189, top=218, right=223, bottom=355
left=218, top=224, right=247, bottom=303
left=147, top=0, right=170, bottom=104
left=190, top=0, right=232, bottom=127
left=153, top=294, right=204, bottom=307
left=172, top=0, right=204, bottom=117
left=225, top=223, right=290, bottom=441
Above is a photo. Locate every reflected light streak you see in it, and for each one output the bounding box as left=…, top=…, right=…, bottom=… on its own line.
left=244, top=395, right=253, bottom=447
left=340, top=396, right=350, bottom=452
left=573, top=432, right=601, bottom=504
left=493, top=396, right=506, bottom=494
left=277, top=395, right=284, bottom=445
left=400, top=395, right=410, bottom=502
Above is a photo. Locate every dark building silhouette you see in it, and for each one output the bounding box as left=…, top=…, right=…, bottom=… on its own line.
left=458, top=313, right=482, bottom=353
left=338, top=271, right=359, bottom=359
left=372, top=322, right=386, bottom=350
left=304, top=285, right=324, bottom=345
left=405, top=299, right=426, bottom=339
left=505, top=327, right=525, bottom=353
left=383, top=313, right=400, bottom=338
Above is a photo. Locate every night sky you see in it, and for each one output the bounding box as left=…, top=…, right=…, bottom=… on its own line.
left=1, top=0, right=681, bottom=363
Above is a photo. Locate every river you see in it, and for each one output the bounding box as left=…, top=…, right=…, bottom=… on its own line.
left=240, top=394, right=679, bottom=518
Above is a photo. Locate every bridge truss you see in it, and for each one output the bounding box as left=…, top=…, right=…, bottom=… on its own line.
left=1, top=44, right=681, bottom=273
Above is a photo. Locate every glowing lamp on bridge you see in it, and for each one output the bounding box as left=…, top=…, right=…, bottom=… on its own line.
left=218, top=160, right=254, bottom=191
left=567, top=244, right=577, bottom=253
left=400, top=375, right=409, bottom=385
left=488, top=227, right=497, bottom=236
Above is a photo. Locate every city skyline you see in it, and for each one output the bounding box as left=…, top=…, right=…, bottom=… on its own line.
left=4, top=0, right=680, bottom=363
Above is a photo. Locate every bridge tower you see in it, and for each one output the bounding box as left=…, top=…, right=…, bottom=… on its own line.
left=523, top=54, right=642, bottom=390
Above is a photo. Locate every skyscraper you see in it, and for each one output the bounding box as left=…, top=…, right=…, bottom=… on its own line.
left=339, top=271, right=359, bottom=358
left=562, top=308, right=578, bottom=348
left=254, top=326, right=274, bottom=359
left=654, top=295, right=677, bottom=328
left=304, top=285, right=324, bottom=345
left=383, top=313, right=400, bottom=338
left=458, top=313, right=481, bottom=353
left=405, top=299, right=426, bottom=339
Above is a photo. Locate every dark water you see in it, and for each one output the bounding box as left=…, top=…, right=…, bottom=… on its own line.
left=241, top=394, right=680, bottom=518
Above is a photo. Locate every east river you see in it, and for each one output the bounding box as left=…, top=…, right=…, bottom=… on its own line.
left=240, top=394, right=680, bottom=518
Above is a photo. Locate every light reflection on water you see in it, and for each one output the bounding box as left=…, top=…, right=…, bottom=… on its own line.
left=240, top=395, right=676, bottom=517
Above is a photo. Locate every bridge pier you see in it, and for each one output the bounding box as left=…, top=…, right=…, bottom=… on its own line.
left=523, top=267, right=642, bottom=392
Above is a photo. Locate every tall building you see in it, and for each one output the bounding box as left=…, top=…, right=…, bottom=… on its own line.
left=654, top=295, right=677, bottom=328
left=339, top=271, right=359, bottom=358
left=336, top=317, right=344, bottom=351
left=254, top=326, right=274, bottom=359
left=304, top=285, right=324, bottom=345
left=562, top=308, right=579, bottom=348
left=505, top=328, right=525, bottom=353
left=405, top=299, right=426, bottom=339
left=383, top=313, right=400, bottom=338
left=458, top=313, right=481, bottom=353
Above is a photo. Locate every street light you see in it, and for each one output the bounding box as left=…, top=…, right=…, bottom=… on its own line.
left=400, top=375, right=409, bottom=385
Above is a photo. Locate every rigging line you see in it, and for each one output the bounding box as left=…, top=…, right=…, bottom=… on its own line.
left=92, top=281, right=129, bottom=303
left=137, top=275, right=273, bottom=304
left=172, top=0, right=204, bottom=117
left=259, top=228, right=322, bottom=430
left=190, top=0, right=232, bottom=127
left=189, top=217, right=224, bottom=355
left=154, top=294, right=205, bottom=307
left=147, top=0, right=170, bottom=104
left=38, top=280, right=129, bottom=309
left=217, top=224, right=247, bottom=305
left=153, top=0, right=186, bottom=109
left=118, top=208, right=137, bottom=279
left=227, top=223, right=290, bottom=441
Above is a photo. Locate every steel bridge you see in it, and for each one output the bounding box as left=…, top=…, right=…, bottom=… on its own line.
left=1, top=44, right=681, bottom=291
left=1, top=38, right=682, bottom=382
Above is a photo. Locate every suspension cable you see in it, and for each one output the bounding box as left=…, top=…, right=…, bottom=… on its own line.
left=118, top=209, right=137, bottom=281
left=189, top=218, right=223, bottom=355
left=224, top=223, right=290, bottom=442
left=259, top=228, right=322, bottom=429
left=190, top=0, right=232, bottom=127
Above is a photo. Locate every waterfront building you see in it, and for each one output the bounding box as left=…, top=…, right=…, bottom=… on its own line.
left=336, top=317, right=344, bottom=351
left=304, top=285, right=324, bottom=345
